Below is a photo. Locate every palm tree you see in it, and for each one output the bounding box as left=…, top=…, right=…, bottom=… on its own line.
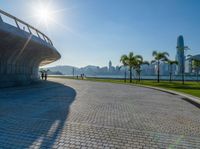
left=167, top=60, right=178, bottom=82
left=120, top=56, right=128, bottom=83
left=151, top=51, right=169, bottom=83
left=120, top=52, right=141, bottom=83
left=135, top=57, right=149, bottom=82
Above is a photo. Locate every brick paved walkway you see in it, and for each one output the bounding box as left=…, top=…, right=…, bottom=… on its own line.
left=0, top=78, right=200, bottom=148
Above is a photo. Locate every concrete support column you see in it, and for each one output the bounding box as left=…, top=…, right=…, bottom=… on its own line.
left=0, top=15, right=3, bottom=22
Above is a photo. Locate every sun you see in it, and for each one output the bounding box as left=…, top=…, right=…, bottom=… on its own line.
left=37, top=7, right=52, bottom=24
left=29, top=1, right=74, bottom=34
left=34, top=4, right=54, bottom=25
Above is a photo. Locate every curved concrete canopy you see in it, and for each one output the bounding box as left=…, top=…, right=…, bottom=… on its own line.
left=0, top=9, right=61, bottom=87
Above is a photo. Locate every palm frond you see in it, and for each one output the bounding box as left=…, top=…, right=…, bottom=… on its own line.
left=167, top=59, right=178, bottom=65
left=120, top=55, right=128, bottom=65
left=161, top=57, right=169, bottom=62
left=143, top=61, right=150, bottom=65
left=135, top=55, right=143, bottom=61
left=163, top=52, right=169, bottom=57
left=151, top=60, right=156, bottom=64
left=171, top=60, right=178, bottom=65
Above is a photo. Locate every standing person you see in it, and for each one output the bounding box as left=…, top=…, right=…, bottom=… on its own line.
left=41, top=72, right=44, bottom=80
left=44, top=72, right=47, bottom=80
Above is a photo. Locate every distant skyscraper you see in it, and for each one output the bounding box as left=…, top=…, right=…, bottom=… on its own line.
left=160, top=62, right=169, bottom=75
left=108, top=60, right=115, bottom=72
left=109, top=60, right=112, bottom=70
left=175, top=35, right=185, bottom=75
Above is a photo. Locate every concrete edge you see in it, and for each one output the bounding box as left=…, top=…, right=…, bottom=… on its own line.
left=133, top=84, right=200, bottom=107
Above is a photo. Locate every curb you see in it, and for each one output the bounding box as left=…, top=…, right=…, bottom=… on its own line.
left=133, top=84, right=200, bottom=108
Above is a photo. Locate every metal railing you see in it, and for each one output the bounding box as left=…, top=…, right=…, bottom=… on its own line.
left=0, top=9, right=53, bottom=46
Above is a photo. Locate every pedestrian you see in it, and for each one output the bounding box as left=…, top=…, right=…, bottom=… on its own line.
left=41, top=72, right=44, bottom=80
left=44, top=72, right=47, bottom=80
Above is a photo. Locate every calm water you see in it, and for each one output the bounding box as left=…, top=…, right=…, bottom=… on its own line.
left=87, top=75, right=199, bottom=81
left=52, top=74, right=199, bottom=81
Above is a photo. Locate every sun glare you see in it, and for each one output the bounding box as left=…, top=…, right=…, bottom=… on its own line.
left=37, top=8, right=52, bottom=24
left=34, top=4, right=54, bottom=25
left=29, top=0, right=74, bottom=35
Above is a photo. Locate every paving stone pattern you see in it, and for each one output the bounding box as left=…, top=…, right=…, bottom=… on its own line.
left=0, top=78, right=200, bottom=149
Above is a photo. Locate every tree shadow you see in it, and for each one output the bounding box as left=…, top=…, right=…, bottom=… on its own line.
left=0, top=80, right=76, bottom=148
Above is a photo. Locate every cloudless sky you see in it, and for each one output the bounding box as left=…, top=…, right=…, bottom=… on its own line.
left=1, top=0, right=200, bottom=67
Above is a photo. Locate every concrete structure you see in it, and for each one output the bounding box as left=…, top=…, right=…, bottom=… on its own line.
left=175, top=35, right=185, bottom=75
left=0, top=9, right=60, bottom=87
left=185, top=59, right=192, bottom=73
left=186, top=54, right=200, bottom=73
left=188, top=54, right=200, bottom=61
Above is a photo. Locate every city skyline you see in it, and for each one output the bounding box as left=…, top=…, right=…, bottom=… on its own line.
left=1, top=0, right=200, bottom=67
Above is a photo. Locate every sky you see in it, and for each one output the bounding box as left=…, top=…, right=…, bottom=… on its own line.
left=1, top=0, right=200, bottom=68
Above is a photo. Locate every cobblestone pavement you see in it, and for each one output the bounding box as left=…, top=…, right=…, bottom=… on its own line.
left=0, top=78, right=200, bottom=149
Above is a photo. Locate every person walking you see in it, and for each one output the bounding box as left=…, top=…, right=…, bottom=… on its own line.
left=44, top=72, right=47, bottom=80
left=41, top=72, right=44, bottom=80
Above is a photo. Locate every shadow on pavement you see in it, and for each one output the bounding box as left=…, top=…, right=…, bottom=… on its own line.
left=0, top=80, right=76, bottom=148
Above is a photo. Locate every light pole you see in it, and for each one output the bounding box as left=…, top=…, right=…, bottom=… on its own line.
left=72, top=67, right=75, bottom=77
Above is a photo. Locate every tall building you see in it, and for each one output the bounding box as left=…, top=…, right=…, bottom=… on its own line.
left=175, top=35, right=185, bottom=75
left=109, top=60, right=112, bottom=70
left=108, top=60, right=115, bottom=72
left=160, top=62, right=169, bottom=75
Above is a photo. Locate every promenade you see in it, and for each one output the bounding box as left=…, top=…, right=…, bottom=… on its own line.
left=0, top=78, right=200, bottom=148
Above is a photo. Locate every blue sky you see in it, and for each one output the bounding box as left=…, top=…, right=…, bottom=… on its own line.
left=1, top=0, right=200, bottom=67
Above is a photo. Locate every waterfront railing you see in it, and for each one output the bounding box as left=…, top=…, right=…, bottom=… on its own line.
left=0, top=9, right=53, bottom=46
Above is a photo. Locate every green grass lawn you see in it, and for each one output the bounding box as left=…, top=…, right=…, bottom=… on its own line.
left=49, top=76, right=200, bottom=98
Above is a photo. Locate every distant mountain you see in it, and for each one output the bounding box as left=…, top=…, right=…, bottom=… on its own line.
left=47, top=70, right=63, bottom=75
left=47, top=65, right=78, bottom=75
left=45, top=64, right=156, bottom=76
left=46, top=65, right=123, bottom=76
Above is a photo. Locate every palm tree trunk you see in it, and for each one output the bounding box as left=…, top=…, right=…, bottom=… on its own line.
left=157, top=61, right=160, bottom=83
left=139, top=72, right=141, bottom=82
left=124, top=69, right=127, bottom=83
left=169, top=65, right=172, bottom=82
left=169, top=73, right=172, bottom=82
left=182, top=71, right=184, bottom=84
left=130, top=68, right=132, bottom=83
